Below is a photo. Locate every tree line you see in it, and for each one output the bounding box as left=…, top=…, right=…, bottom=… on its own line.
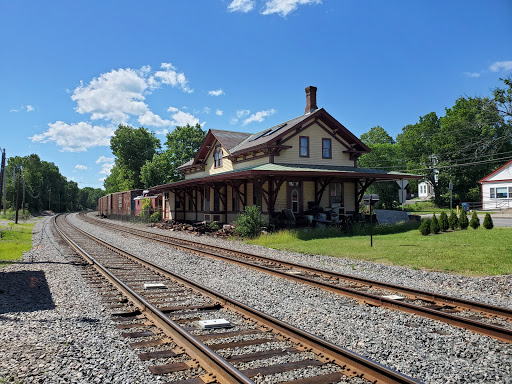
left=2, top=154, right=104, bottom=213
left=359, top=76, right=512, bottom=208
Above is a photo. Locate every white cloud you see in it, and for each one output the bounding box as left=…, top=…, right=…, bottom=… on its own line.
left=261, top=0, right=321, bottom=17
left=228, top=0, right=255, bottom=13
left=237, top=109, right=251, bottom=118
left=96, top=155, right=114, bottom=164
left=243, top=109, right=276, bottom=125
left=230, top=109, right=251, bottom=125
left=138, top=110, right=172, bottom=127
left=75, top=164, right=88, bottom=170
left=71, top=68, right=149, bottom=123
left=463, top=72, right=481, bottom=78
left=216, top=109, right=223, bottom=116
left=167, top=106, right=204, bottom=127
left=10, top=105, right=35, bottom=113
left=154, top=62, right=193, bottom=93
left=489, top=61, right=512, bottom=72
left=99, top=162, right=115, bottom=175
left=69, top=63, right=193, bottom=125
left=208, top=89, right=225, bottom=96
left=98, top=177, right=106, bottom=182
left=203, top=107, right=211, bottom=114
left=29, top=121, right=114, bottom=152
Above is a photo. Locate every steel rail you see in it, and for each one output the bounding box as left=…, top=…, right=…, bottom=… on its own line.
left=65, top=215, right=419, bottom=384
left=54, top=215, right=255, bottom=384
left=80, top=214, right=512, bottom=343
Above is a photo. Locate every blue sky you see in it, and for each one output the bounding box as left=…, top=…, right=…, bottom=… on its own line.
left=1, top=0, right=511, bottom=189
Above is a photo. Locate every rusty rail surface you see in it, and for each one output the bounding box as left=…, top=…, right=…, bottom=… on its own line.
left=60, top=214, right=420, bottom=384
left=79, top=213, right=512, bottom=343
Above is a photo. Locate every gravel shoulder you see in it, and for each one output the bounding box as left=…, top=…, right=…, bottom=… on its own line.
left=69, top=213, right=512, bottom=383
left=0, top=216, right=159, bottom=383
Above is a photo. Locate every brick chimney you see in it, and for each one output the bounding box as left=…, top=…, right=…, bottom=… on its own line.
left=305, top=86, right=318, bottom=114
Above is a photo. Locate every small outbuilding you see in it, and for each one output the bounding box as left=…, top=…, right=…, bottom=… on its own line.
left=478, top=159, right=512, bottom=210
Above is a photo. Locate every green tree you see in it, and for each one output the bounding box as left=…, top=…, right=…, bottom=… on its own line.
left=419, top=218, right=431, bottom=236
left=459, top=210, right=469, bottom=229
left=430, top=213, right=440, bottom=234
left=448, top=210, right=458, bottom=230
left=469, top=211, right=480, bottom=229
left=104, top=161, right=136, bottom=194
left=397, top=112, right=442, bottom=203
left=359, top=126, right=400, bottom=209
left=109, top=125, right=161, bottom=190
left=439, top=211, right=449, bottom=231
left=141, top=124, right=206, bottom=187
left=483, top=213, right=494, bottom=229
left=360, top=126, right=395, bottom=146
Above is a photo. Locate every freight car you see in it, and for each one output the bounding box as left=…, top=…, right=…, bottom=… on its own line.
left=97, top=190, right=142, bottom=219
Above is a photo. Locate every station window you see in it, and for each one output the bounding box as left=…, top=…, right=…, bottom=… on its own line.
left=299, top=136, right=309, bottom=157
left=329, top=183, right=342, bottom=205
left=322, top=138, right=332, bottom=159
left=214, top=148, right=223, bottom=168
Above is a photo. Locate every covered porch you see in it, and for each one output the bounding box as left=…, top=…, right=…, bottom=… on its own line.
left=150, top=163, right=421, bottom=226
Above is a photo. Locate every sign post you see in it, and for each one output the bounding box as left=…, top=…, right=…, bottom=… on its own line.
left=396, top=180, right=409, bottom=210
left=363, top=194, right=380, bottom=247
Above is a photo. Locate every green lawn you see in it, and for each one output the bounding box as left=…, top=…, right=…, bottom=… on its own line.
left=246, top=227, right=512, bottom=276
left=0, top=222, right=35, bottom=267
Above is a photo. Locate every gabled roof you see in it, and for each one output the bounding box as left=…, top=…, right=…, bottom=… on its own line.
left=177, top=108, right=370, bottom=171
left=478, top=159, right=512, bottom=183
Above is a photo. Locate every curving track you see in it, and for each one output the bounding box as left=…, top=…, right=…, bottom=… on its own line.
left=78, top=212, right=512, bottom=343
left=55, top=214, right=419, bottom=384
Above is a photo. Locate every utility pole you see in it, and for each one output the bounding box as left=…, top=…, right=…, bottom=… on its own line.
left=48, top=187, right=51, bottom=211
left=22, top=176, right=26, bottom=214
left=15, top=167, right=21, bottom=224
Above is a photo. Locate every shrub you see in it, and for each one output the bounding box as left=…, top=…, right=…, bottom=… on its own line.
left=469, top=211, right=480, bottom=229
left=209, top=221, right=220, bottom=231
left=234, top=206, right=266, bottom=238
left=448, top=210, right=458, bottom=230
left=459, top=210, right=469, bottom=230
left=419, top=219, right=431, bottom=236
left=430, top=213, right=440, bottom=234
left=139, top=198, right=152, bottom=222
left=149, top=211, right=161, bottom=223
left=439, top=211, right=449, bottom=232
left=483, top=213, right=494, bottom=229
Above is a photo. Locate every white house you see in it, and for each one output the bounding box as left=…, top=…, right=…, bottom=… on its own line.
left=418, top=180, right=434, bottom=199
left=478, top=159, right=512, bottom=210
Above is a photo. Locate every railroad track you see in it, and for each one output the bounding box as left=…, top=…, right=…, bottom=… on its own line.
left=55, top=214, right=418, bottom=384
left=78, top=212, right=512, bottom=343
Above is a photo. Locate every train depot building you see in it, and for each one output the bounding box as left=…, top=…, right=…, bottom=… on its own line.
left=135, top=87, right=421, bottom=226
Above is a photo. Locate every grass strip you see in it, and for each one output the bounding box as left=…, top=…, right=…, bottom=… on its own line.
left=246, top=226, right=512, bottom=276
left=0, top=222, right=35, bottom=268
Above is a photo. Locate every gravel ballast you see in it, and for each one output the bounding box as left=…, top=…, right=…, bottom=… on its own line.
left=69, top=213, right=512, bottom=383
left=0, top=217, right=160, bottom=383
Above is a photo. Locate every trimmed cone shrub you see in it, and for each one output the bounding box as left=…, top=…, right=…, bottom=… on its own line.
left=439, top=211, right=449, bottom=232
left=469, top=211, right=480, bottom=229
left=419, top=218, right=431, bottom=236
left=483, top=213, right=494, bottom=229
left=459, top=210, right=469, bottom=230
left=430, top=213, right=440, bottom=234
left=448, top=210, right=458, bottom=230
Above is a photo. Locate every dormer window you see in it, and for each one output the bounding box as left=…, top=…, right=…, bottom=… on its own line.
left=214, top=148, right=223, bottom=168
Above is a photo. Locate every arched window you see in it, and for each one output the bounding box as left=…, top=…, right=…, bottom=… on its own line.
left=214, top=148, right=223, bottom=168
